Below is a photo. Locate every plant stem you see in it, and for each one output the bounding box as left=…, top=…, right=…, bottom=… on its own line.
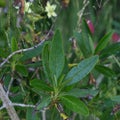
left=0, top=83, right=20, bottom=120
left=42, top=110, right=46, bottom=120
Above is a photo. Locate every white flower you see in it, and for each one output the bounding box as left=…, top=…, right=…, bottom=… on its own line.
left=25, top=2, right=32, bottom=13
left=45, top=1, right=57, bottom=18
left=14, top=1, right=32, bottom=14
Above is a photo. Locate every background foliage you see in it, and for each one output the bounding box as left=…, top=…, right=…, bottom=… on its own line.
left=0, top=0, right=120, bottom=120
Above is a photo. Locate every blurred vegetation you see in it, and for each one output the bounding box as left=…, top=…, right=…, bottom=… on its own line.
left=0, top=0, right=120, bottom=120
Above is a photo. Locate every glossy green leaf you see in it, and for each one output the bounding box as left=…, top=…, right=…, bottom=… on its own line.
left=42, top=42, right=51, bottom=81
left=30, top=79, right=53, bottom=92
left=61, top=95, right=89, bottom=116
left=65, top=55, right=99, bottom=85
left=111, top=95, right=120, bottom=103
left=74, top=19, right=94, bottom=57
left=37, top=96, right=51, bottom=110
left=67, top=88, right=98, bottom=98
left=15, top=65, right=28, bottom=77
left=95, top=65, right=115, bottom=77
left=95, top=32, right=112, bottom=53
left=100, top=43, right=120, bottom=58
left=11, top=37, right=18, bottom=52
left=49, top=30, right=65, bottom=79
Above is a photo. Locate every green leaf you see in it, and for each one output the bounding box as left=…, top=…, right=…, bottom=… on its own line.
left=74, top=19, right=94, bottom=57
left=95, top=65, right=115, bottom=77
left=49, top=30, right=65, bottom=79
left=100, top=43, right=120, bottom=58
left=11, top=37, right=18, bottom=52
left=111, top=95, right=120, bottom=103
left=37, top=96, right=51, bottom=110
left=26, top=107, right=40, bottom=120
left=95, top=32, right=112, bottom=53
left=27, top=13, right=43, bottom=22
left=31, top=88, right=45, bottom=96
left=65, top=55, right=99, bottom=85
left=26, top=61, right=42, bottom=68
left=81, top=19, right=94, bottom=55
left=30, top=79, right=53, bottom=92
left=0, top=0, right=6, bottom=7
left=0, top=30, right=7, bottom=47
left=42, top=42, right=51, bottom=81
left=61, top=95, right=89, bottom=116
left=20, top=43, right=44, bottom=61
left=67, top=88, right=98, bottom=98
left=15, top=65, right=28, bottom=77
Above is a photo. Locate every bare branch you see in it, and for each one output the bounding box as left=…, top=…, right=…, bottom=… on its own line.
left=42, top=110, right=46, bottom=120
left=0, top=18, right=55, bottom=69
left=0, top=83, right=20, bottom=120
left=12, top=103, right=35, bottom=108
left=0, top=40, right=45, bottom=68
left=0, top=105, right=5, bottom=110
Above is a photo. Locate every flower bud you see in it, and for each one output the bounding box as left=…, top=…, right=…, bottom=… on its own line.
left=87, top=20, right=94, bottom=34
left=112, top=33, right=120, bottom=42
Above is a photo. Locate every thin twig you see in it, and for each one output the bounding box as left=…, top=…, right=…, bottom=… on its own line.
left=0, top=17, right=56, bottom=68
left=0, top=103, right=36, bottom=110
left=112, top=55, right=120, bottom=68
left=96, top=0, right=103, bottom=8
left=12, top=103, right=35, bottom=108
left=7, top=76, right=14, bottom=95
left=0, top=40, right=44, bottom=68
left=103, top=0, right=110, bottom=7
left=71, top=113, right=77, bottom=120
left=77, top=0, right=90, bottom=28
left=35, top=93, right=47, bottom=120
left=31, top=68, right=40, bottom=79
left=42, top=110, right=46, bottom=120
left=0, top=3, right=60, bottom=69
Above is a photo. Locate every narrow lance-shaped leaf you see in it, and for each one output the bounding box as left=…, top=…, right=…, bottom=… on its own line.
left=11, top=37, right=18, bottom=52
left=95, top=65, right=115, bottom=77
left=42, top=42, right=52, bottom=81
left=65, top=55, right=99, bottom=85
left=100, top=42, right=120, bottom=58
left=82, top=19, right=94, bottom=55
left=67, top=88, right=99, bottom=98
left=37, top=96, right=51, bottom=110
left=74, top=19, right=94, bottom=57
left=15, top=65, right=28, bottom=77
left=61, top=95, right=89, bottom=116
left=95, top=32, right=112, bottom=54
left=30, top=79, right=53, bottom=92
left=111, top=95, right=120, bottom=103
left=49, top=30, right=65, bottom=79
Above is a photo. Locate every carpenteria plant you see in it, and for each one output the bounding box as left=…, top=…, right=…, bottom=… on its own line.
left=30, top=30, right=98, bottom=118
left=0, top=0, right=120, bottom=120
